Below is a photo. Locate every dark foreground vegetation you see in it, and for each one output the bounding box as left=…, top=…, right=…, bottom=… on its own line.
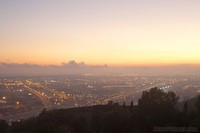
left=1, top=87, right=200, bottom=133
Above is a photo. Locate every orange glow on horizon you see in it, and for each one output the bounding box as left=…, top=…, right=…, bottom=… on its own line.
left=1, top=1, right=200, bottom=67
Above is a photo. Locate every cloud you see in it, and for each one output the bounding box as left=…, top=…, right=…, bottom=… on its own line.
left=0, top=61, right=200, bottom=77
left=0, top=61, right=109, bottom=77
left=62, top=60, right=87, bottom=68
left=0, top=62, right=40, bottom=68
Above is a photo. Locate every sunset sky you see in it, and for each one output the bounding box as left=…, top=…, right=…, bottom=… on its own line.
left=1, top=0, right=200, bottom=66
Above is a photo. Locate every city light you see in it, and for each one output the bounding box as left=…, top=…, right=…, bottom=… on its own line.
left=1, top=74, right=200, bottom=121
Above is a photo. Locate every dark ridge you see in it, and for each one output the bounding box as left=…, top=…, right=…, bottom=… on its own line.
left=1, top=87, right=200, bottom=133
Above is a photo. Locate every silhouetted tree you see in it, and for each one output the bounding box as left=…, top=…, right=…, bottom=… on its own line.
left=195, top=95, right=200, bottom=114
left=107, top=101, right=113, bottom=106
left=183, top=101, right=188, bottom=114
left=123, top=101, right=126, bottom=109
left=130, top=100, right=133, bottom=112
left=137, top=87, right=178, bottom=131
left=130, top=101, right=133, bottom=107
left=138, top=87, right=178, bottom=113
left=113, top=102, right=119, bottom=106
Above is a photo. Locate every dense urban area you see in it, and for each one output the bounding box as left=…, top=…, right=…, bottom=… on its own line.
left=1, top=74, right=200, bottom=124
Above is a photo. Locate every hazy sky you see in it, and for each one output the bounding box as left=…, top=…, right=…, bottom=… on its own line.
left=1, top=0, right=200, bottom=66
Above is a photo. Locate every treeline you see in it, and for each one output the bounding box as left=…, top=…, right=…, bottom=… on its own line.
left=1, top=87, right=200, bottom=133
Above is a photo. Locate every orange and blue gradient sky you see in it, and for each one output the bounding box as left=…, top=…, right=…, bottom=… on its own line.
left=1, top=0, right=200, bottom=66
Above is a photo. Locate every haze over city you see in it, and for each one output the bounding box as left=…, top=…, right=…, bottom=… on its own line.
left=1, top=1, right=200, bottom=132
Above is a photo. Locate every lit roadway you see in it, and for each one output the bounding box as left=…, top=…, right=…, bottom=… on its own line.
left=23, top=84, right=52, bottom=109
left=36, top=84, right=68, bottom=99
left=99, top=82, right=176, bottom=104
left=27, top=81, right=68, bottom=100
left=3, top=82, right=66, bottom=122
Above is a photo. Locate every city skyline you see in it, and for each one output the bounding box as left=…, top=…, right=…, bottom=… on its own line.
left=1, top=0, right=200, bottom=66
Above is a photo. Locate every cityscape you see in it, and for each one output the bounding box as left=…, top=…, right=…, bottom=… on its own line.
left=1, top=74, right=200, bottom=123
left=1, top=0, right=200, bottom=132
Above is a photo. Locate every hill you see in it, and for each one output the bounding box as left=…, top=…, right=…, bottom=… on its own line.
left=1, top=87, right=200, bottom=133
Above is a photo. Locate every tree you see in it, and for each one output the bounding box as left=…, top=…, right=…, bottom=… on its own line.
left=195, top=95, right=200, bottom=113
left=107, top=101, right=113, bottom=106
left=130, top=101, right=133, bottom=112
left=130, top=101, right=133, bottom=107
left=137, top=87, right=178, bottom=128
left=123, top=101, right=126, bottom=109
left=138, top=87, right=178, bottom=112
left=183, top=101, right=188, bottom=114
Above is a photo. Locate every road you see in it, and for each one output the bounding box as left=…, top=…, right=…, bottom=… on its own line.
left=23, top=84, right=52, bottom=109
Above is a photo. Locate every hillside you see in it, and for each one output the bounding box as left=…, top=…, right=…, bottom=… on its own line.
left=1, top=87, right=200, bottom=133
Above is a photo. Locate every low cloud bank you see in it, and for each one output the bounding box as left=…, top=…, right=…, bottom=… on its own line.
left=0, top=61, right=200, bottom=77
left=0, top=60, right=109, bottom=76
